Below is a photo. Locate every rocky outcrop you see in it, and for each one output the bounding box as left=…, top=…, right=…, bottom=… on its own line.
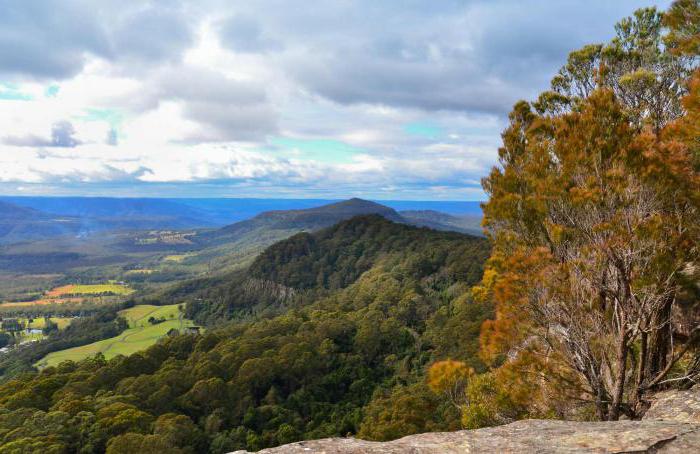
left=231, top=420, right=699, bottom=453
left=231, top=388, right=700, bottom=453
left=643, top=385, right=700, bottom=424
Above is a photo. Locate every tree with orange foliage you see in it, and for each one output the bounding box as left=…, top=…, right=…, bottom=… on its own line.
left=477, top=2, right=699, bottom=422
left=427, top=360, right=473, bottom=409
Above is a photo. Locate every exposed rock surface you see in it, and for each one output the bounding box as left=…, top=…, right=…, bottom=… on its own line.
left=231, top=388, right=700, bottom=453
left=644, top=385, right=700, bottom=424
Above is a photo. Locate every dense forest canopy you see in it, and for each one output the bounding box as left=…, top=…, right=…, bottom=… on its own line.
left=0, top=216, right=490, bottom=452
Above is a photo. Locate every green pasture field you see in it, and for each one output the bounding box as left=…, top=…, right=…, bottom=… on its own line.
left=24, top=317, right=73, bottom=330
left=62, top=283, right=134, bottom=295
left=123, top=269, right=155, bottom=275
left=162, top=253, right=194, bottom=263
left=34, top=304, right=196, bottom=368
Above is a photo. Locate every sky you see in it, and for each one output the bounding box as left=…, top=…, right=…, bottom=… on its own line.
left=0, top=0, right=671, bottom=200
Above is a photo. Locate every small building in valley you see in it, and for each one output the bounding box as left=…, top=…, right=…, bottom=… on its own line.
left=184, top=326, right=201, bottom=335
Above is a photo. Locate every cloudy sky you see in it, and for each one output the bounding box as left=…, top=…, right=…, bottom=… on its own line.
left=0, top=0, right=670, bottom=200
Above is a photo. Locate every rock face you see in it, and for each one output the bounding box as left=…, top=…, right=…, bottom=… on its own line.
left=643, top=385, right=700, bottom=424
left=231, top=388, right=700, bottom=453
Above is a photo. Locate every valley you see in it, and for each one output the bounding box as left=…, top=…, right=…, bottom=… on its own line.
left=0, top=198, right=484, bottom=379
left=0, top=210, right=492, bottom=452
left=0, top=198, right=492, bottom=452
left=0, top=198, right=484, bottom=307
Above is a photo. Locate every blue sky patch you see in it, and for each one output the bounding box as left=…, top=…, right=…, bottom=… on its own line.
left=0, top=83, right=32, bottom=101
left=76, top=108, right=124, bottom=128
left=270, top=137, right=363, bottom=164
left=403, top=122, right=443, bottom=139
left=45, top=85, right=60, bottom=98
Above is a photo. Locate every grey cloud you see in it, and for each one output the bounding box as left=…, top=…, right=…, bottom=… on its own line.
left=110, top=6, right=194, bottom=64
left=3, top=121, right=81, bottom=148
left=0, top=0, right=110, bottom=79
left=292, top=56, right=518, bottom=113
left=219, top=15, right=282, bottom=53
left=51, top=121, right=80, bottom=147
left=148, top=66, right=278, bottom=142
left=229, top=0, right=672, bottom=114
left=0, top=0, right=194, bottom=80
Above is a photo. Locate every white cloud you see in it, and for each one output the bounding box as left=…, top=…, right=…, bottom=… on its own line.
left=0, top=0, right=673, bottom=200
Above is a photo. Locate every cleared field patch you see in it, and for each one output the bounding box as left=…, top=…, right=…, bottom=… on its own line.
left=55, top=283, right=134, bottom=296
left=46, top=285, right=76, bottom=297
left=24, top=317, right=73, bottom=330
left=35, top=304, right=196, bottom=368
left=124, top=269, right=154, bottom=275
left=1, top=283, right=133, bottom=309
left=0, top=297, right=83, bottom=307
left=163, top=253, right=194, bottom=263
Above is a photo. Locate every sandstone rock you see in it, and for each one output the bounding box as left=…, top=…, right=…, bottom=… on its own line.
left=230, top=388, right=700, bottom=453
left=230, top=419, right=700, bottom=453
left=644, top=385, right=700, bottom=424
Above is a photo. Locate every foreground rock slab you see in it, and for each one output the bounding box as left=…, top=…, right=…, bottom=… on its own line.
left=230, top=419, right=700, bottom=453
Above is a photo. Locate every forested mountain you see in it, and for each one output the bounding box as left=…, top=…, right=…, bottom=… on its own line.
left=151, top=198, right=475, bottom=281
left=0, top=200, right=83, bottom=244
left=0, top=215, right=491, bottom=452
left=199, top=198, right=404, bottom=245
left=178, top=215, right=488, bottom=325
left=399, top=210, right=483, bottom=236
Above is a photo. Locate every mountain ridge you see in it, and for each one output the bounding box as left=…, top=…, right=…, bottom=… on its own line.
left=168, top=213, right=489, bottom=325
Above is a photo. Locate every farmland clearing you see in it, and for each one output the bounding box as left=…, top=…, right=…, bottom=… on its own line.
left=35, top=304, right=197, bottom=368
left=0, top=282, right=134, bottom=309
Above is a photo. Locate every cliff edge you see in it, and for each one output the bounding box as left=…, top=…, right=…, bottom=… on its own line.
left=230, top=386, right=700, bottom=453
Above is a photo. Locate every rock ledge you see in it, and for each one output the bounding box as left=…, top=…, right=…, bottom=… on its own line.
left=231, top=419, right=700, bottom=453
left=231, top=388, right=700, bottom=453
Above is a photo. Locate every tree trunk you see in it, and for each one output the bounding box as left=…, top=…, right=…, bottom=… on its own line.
left=643, top=298, right=673, bottom=388
left=632, top=330, right=648, bottom=416
left=595, top=379, right=608, bottom=421
left=609, top=329, right=629, bottom=421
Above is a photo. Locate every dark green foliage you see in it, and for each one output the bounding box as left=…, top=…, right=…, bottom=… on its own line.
left=184, top=215, right=488, bottom=326
left=0, top=332, right=11, bottom=349
left=41, top=319, right=59, bottom=335
left=249, top=215, right=484, bottom=289
left=0, top=216, right=490, bottom=452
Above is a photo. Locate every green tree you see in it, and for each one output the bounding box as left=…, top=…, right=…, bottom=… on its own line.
left=535, top=7, right=694, bottom=133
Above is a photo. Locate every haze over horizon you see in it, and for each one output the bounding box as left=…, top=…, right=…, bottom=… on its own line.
left=0, top=0, right=670, bottom=200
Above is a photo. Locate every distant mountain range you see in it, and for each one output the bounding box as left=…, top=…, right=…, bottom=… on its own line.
left=194, top=198, right=483, bottom=251
left=153, top=198, right=484, bottom=283
left=202, top=198, right=404, bottom=244
left=0, top=201, right=83, bottom=244
left=399, top=210, right=482, bottom=236
left=0, top=197, right=483, bottom=245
